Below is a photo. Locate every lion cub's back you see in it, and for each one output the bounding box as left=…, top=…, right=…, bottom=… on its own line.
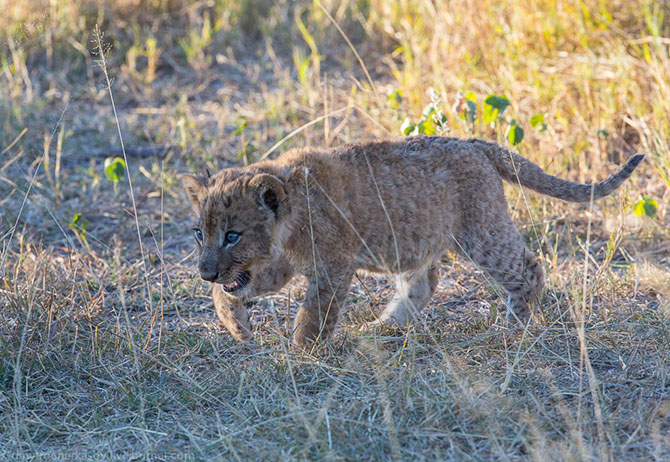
left=320, top=137, right=505, bottom=270
left=340, top=136, right=503, bottom=204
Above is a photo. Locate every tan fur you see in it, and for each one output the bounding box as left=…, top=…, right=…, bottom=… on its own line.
left=183, top=136, right=644, bottom=346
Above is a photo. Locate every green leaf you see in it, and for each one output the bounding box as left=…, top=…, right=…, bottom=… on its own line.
left=237, top=142, right=257, bottom=159
left=387, top=89, right=403, bottom=110
left=633, top=196, right=658, bottom=219
left=530, top=114, right=547, bottom=132
left=401, top=117, right=416, bottom=136
left=506, top=120, right=524, bottom=145
left=530, top=114, right=544, bottom=127
left=529, top=114, right=542, bottom=128
left=422, top=103, right=436, bottom=118
left=465, top=102, right=477, bottom=125
left=69, top=213, right=90, bottom=250
left=483, top=94, right=510, bottom=125
left=234, top=116, right=248, bottom=136
left=104, top=157, right=126, bottom=183
left=432, top=112, right=448, bottom=128
left=454, top=91, right=477, bottom=125
left=416, top=119, right=435, bottom=136
left=69, top=213, right=88, bottom=236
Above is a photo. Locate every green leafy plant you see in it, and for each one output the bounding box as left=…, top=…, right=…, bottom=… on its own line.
left=234, top=117, right=248, bottom=136
left=453, top=91, right=477, bottom=131
left=69, top=213, right=90, bottom=250
left=634, top=196, right=658, bottom=219
left=400, top=88, right=448, bottom=136
left=453, top=91, right=551, bottom=147
left=387, top=89, right=403, bottom=111
left=293, top=10, right=321, bottom=105
left=124, top=34, right=161, bottom=84
left=104, top=156, right=126, bottom=196
left=179, top=11, right=220, bottom=72
left=428, top=88, right=448, bottom=133
left=506, top=119, right=524, bottom=145
left=234, top=116, right=257, bottom=166
left=483, top=94, right=511, bottom=125
left=144, top=37, right=160, bottom=84
left=530, top=114, right=548, bottom=132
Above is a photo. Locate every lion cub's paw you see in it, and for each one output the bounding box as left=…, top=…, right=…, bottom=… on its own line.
left=361, top=317, right=408, bottom=333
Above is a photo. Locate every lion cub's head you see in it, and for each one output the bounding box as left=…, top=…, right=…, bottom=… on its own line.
left=182, top=170, right=288, bottom=296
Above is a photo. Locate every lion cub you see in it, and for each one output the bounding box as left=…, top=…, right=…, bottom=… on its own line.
left=183, top=136, right=643, bottom=345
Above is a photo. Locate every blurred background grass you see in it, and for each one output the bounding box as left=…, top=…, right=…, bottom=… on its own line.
left=2, top=0, right=668, bottom=168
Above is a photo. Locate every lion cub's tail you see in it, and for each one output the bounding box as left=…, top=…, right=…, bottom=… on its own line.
left=481, top=142, right=645, bottom=202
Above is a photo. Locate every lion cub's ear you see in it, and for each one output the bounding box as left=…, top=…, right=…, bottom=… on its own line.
left=248, top=174, right=287, bottom=217
left=182, top=174, right=209, bottom=213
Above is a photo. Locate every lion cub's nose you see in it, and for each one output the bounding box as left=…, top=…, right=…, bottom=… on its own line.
left=200, top=270, right=219, bottom=282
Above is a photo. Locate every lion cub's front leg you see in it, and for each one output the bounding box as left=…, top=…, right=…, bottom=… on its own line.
left=213, top=287, right=253, bottom=341
left=213, top=257, right=295, bottom=342
left=293, top=269, right=353, bottom=347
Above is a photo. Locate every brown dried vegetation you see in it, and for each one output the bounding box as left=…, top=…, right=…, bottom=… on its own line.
left=1, top=0, right=669, bottom=460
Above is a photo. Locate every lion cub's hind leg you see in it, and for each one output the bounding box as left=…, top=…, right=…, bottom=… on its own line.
left=367, top=264, right=439, bottom=329
left=460, top=221, right=544, bottom=322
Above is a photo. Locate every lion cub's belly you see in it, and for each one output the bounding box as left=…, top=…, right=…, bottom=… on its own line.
left=352, top=214, right=456, bottom=274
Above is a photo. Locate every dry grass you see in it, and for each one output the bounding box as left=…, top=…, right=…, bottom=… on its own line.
left=1, top=0, right=669, bottom=460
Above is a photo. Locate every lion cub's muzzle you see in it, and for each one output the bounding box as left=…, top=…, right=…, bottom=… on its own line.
left=199, top=265, right=251, bottom=294
left=221, top=271, right=251, bottom=293
left=198, top=255, right=220, bottom=282
left=200, top=269, right=219, bottom=282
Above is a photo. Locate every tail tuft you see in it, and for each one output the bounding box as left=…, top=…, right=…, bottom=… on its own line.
left=626, top=153, right=646, bottom=170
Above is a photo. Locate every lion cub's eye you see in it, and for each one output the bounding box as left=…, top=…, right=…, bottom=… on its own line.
left=225, top=231, right=241, bottom=246
left=193, top=228, right=203, bottom=244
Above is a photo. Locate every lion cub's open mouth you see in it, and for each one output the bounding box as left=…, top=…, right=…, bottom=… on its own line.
left=221, top=271, right=251, bottom=293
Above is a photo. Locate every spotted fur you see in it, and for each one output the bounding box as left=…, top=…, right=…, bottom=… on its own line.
left=183, top=136, right=644, bottom=345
